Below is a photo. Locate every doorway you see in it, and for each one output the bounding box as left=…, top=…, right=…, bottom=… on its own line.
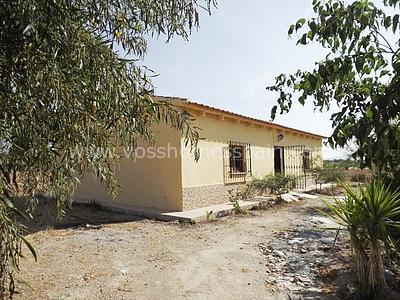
left=274, top=146, right=284, bottom=174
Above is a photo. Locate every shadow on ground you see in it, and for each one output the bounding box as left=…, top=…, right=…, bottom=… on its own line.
left=17, top=197, right=145, bottom=233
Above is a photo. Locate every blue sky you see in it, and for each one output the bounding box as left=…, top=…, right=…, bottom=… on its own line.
left=142, top=0, right=350, bottom=159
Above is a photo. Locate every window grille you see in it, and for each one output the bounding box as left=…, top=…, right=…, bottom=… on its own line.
left=283, top=145, right=313, bottom=189
left=303, top=150, right=311, bottom=170
left=223, top=141, right=252, bottom=184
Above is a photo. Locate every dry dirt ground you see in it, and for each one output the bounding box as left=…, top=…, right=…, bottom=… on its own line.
left=16, top=195, right=351, bottom=300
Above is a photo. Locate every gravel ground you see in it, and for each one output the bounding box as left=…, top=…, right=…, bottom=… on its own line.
left=15, top=195, right=351, bottom=300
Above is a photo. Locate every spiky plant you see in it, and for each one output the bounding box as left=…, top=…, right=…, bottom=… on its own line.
left=322, top=180, right=400, bottom=296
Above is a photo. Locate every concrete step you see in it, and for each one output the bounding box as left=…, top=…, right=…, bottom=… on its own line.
left=95, top=187, right=327, bottom=223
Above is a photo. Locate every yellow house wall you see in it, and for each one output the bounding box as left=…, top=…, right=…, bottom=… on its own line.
left=75, top=110, right=323, bottom=212
left=181, top=114, right=323, bottom=188
left=75, top=123, right=183, bottom=211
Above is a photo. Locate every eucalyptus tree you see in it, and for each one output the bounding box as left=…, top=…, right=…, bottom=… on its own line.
left=0, top=0, right=216, bottom=297
left=267, top=0, right=400, bottom=184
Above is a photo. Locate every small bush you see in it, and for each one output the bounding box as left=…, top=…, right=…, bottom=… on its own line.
left=324, top=159, right=360, bottom=170
left=247, top=173, right=300, bottom=196
left=205, top=210, right=213, bottom=221
left=311, top=167, right=344, bottom=190
left=267, top=174, right=289, bottom=194
left=228, top=190, right=247, bottom=214
left=248, top=177, right=269, bottom=195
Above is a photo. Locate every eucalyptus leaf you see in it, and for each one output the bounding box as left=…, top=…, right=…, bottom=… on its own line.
left=0, top=0, right=216, bottom=296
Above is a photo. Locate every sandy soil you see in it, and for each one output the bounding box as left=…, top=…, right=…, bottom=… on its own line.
left=15, top=197, right=347, bottom=300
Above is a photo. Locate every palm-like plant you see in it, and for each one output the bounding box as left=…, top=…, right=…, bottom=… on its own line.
left=322, top=180, right=400, bottom=296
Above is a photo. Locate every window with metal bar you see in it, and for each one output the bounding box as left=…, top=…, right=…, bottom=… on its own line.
left=223, top=141, right=252, bottom=184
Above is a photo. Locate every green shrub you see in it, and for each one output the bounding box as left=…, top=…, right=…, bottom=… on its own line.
left=248, top=177, right=269, bottom=196
left=228, top=190, right=247, bottom=214
left=248, top=173, right=300, bottom=195
left=286, top=175, right=299, bottom=190
left=311, top=167, right=344, bottom=190
left=267, top=173, right=291, bottom=194
left=205, top=210, right=213, bottom=221
left=324, top=159, right=360, bottom=170
left=324, top=168, right=344, bottom=183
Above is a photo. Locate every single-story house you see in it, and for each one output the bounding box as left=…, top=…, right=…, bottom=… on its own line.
left=75, top=96, right=325, bottom=212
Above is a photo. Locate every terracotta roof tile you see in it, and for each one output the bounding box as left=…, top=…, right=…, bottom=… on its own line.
left=155, top=95, right=327, bottom=139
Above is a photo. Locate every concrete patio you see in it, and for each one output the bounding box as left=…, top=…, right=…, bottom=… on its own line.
left=101, top=185, right=329, bottom=223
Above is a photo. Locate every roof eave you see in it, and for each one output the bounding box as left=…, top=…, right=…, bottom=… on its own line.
left=154, top=95, right=327, bottom=140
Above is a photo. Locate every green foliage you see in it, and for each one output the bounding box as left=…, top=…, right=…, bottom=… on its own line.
left=323, top=159, right=374, bottom=183
left=0, top=0, right=216, bottom=297
left=0, top=201, right=21, bottom=299
left=228, top=190, right=247, bottom=215
left=322, top=181, right=400, bottom=297
left=248, top=177, right=270, bottom=195
left=0, top=198, right=36, bottom=298
left=266, top=174, right=288, bottom=194
left=248, top=173, right=299, bottom=195
left=267, top=0, right=400, bottom=186
left=205, top=210, right=213, bottom=221
left=324, top=159, right=360, bottom=170
left=311, top=166, right=344, bottom=190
